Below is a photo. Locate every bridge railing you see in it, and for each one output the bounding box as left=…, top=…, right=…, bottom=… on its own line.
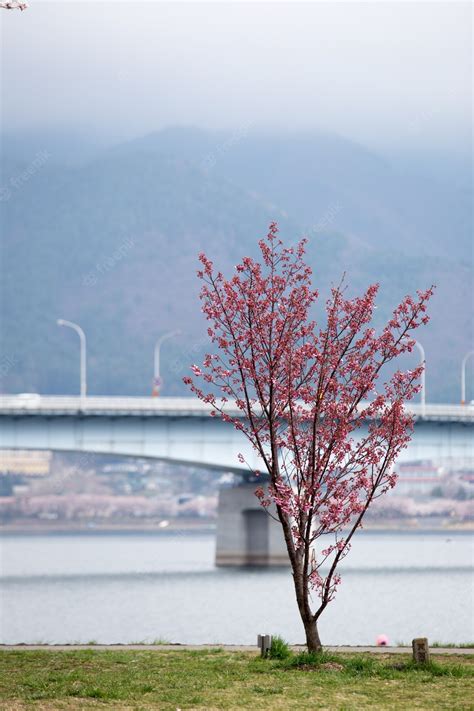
left=0, top=395, right=216, bottom=416
left=0, top=395, right=473, bottom=421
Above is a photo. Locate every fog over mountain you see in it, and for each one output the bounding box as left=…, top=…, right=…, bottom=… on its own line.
left=1, top=126, right=472, bottom=402
left=1, top=2, right=471, bottom=154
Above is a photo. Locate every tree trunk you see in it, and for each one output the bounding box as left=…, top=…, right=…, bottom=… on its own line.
left=284, top=536, right=323, bottom=653
left=278, top=511, right=323, bottom=654
left=303, top=615, right=322, bottom=653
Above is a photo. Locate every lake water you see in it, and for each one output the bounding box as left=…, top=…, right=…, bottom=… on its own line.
left=1, top=531, right=473, bottom=646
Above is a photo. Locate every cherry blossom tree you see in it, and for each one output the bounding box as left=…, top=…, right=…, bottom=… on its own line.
left=184, top=223, right=433, bottom=651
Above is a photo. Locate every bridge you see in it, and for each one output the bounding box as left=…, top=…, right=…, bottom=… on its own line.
left=1, top=396, right=473, bottom=566
left=0, top=396, right=472, bottom=467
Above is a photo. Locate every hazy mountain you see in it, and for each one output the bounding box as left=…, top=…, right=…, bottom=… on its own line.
left=1, top=127, right=472, bottom=402
left=0, top=128, right=110, bottom=168
left=118, top=127, right=472, bottom=260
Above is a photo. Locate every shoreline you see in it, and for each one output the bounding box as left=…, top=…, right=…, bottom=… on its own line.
left=1, top=644, right=473, bottom=655
left=1, top=519, right=473, bottom=535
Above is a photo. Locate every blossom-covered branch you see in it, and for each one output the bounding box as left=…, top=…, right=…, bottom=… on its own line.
left=0, top=2, right=28, bottom=10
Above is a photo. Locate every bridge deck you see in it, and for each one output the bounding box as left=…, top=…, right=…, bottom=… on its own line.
left=0, top=396, right=472, bottom=422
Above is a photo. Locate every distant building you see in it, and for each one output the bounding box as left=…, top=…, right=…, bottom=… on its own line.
left=0, top=450, right=52, bottom=496
left=395, top=459, right=443, bottom=495
left=0, top=450, right=51, bottom=477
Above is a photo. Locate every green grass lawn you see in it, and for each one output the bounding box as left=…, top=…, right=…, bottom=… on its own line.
left=0, top=649, right=473, bottom=710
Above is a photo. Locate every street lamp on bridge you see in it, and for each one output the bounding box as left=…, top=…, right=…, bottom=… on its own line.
left=57, top=319, right=87, bottom=400
left=461, top=350, right=474, bottom=404
left=404, top=337, right=426, bottom=416
left=153, top=330, right=181, bottom=396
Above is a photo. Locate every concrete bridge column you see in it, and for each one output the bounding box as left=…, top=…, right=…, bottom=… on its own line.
left=215, top=482, right=288, bottom=566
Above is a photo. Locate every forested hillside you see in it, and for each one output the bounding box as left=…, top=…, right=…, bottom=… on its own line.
left=1, top=128, right=472, bottom=401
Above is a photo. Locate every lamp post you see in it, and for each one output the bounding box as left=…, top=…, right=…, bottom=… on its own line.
left=404, top=337, right=426, bottom=416
left=153, top=330, right=180, bottom=396
left=413, top=339, right=426, bottom=416
left=57, top=319, right=87, bottom=400
left=461, top=350, right=474, bottom=404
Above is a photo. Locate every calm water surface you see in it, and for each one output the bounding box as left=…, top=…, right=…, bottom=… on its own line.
left=1, top=531, right=473, bottom=645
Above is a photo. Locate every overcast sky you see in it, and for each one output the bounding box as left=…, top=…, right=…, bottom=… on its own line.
left=1, top=1, right=471, bottom=152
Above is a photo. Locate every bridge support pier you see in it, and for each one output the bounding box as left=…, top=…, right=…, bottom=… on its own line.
left=215, top=482, right=288, bottom=566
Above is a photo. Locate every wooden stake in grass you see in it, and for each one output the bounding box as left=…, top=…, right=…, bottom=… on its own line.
left=258, top=634, right=272, bottom=657
left=412, top=638, right=430, bottom=664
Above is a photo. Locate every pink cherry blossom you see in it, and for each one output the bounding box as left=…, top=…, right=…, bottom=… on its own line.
left=184, top=223, right=434, bottom=651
